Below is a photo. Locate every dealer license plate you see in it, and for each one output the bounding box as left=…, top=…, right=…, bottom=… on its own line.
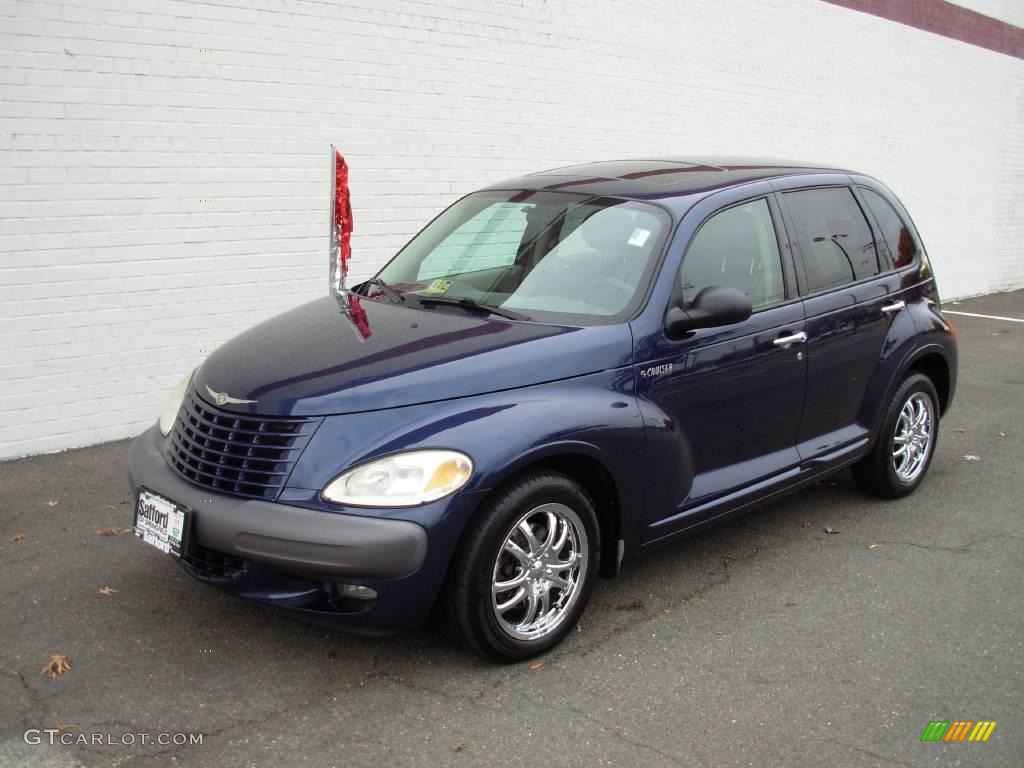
left=134, top=488, right=189, bottom=558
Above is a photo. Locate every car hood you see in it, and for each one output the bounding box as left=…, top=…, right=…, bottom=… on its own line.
left=193, top=295, right=634, bottom=417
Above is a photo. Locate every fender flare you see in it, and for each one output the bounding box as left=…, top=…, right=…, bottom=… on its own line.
left=870, top=342, right=951, bottom=442
left=479, top=439, right=633, bottom=576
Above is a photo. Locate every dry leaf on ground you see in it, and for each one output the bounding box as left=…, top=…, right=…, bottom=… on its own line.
left=529, top=661, right=546, bottom=671
left=41, top=655, right=71, bottom=679
left=868, top=544, right=880, bottom=550
left=46, top=500, right=59, bottom=507
left=952, top=427, right=966, bottom=433
left=60, top=527, right=69, bottom=533
left=801, top=521, right=812, bottom=529
left=997, top=432, right=1007, bottom=438
left=54, top=724, right=75, bottom=735
left=963, top=455, right=981, bottom=462
left=31, top=565, right=40, bottom=572
left=98, top=587, right=118, bottom=596
left=12, top=533, right=26, bottom=543
left=96, top=528, right=120, bottom=536
left=120, top=528, right=133, bottom=534
left=823, top=527, right=840, bottom=535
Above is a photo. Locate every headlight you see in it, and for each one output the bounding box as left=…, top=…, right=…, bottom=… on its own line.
left=322, top=450, right=473, bottom=507
left=158, top=370, right=195, bottom=437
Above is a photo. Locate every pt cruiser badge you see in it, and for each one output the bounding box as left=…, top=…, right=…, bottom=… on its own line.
left=640, top=363, right=673, bottom=378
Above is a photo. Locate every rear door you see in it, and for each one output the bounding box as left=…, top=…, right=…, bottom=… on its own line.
left=774, top=180, right=904, bottom=462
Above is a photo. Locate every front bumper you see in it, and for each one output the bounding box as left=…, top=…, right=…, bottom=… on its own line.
left=128, top=426, right=441, bottom=632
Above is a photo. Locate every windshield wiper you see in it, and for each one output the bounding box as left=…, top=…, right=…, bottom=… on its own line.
left=415, top=295, right=529, bottom=321
left=363, top=276, right=404, bottom=303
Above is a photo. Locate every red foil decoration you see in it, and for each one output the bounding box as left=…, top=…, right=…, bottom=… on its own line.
left=346, top=295, right=372, bottom=341
left=330, top=147, right=353, bottom=294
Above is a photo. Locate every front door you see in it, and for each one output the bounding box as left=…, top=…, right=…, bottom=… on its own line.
left=637, top=194, right=807, bottom=540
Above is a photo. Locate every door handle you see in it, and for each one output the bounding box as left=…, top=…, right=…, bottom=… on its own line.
left=881, top=300, right=906, bottom=314
left=773, top=331, right=807, bottom=347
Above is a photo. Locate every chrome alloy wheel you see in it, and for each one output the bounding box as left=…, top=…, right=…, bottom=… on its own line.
left=490, top=503, right=588, bottom=641
left=892, top=392, right=934, bottom=483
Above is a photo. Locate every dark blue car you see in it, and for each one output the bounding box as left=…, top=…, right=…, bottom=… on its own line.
left=128, top=158, right=957, bottom=660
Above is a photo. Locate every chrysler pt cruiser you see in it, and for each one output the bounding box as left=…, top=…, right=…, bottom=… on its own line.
left=128, top=158, right=957, bottom=660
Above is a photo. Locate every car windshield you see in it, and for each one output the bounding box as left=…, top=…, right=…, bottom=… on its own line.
left=371, top=190, right=671, bottom=324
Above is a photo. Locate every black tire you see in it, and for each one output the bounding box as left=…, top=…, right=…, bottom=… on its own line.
left=853, top=373, right=940, bottom=498
left=439, top=471, right=600, bottom=661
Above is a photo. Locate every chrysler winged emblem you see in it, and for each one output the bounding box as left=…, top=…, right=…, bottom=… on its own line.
left=206, top=385, right=256, bottom=406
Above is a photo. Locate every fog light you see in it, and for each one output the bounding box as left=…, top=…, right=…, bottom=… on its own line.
left=340, top=583, right=377, bottom=600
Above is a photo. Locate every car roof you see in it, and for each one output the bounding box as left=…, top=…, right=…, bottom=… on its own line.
left=481, top=157, right=857, bottom=207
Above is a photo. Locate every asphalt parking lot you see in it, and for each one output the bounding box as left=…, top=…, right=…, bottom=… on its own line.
left=2, top=291, right=1022, bottom=768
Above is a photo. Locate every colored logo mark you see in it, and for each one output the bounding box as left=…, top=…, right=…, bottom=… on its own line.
left=920, top=720, right=997, bottom=742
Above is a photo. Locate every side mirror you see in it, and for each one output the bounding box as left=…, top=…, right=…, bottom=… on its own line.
left=665, top=285, right=753, bottom=335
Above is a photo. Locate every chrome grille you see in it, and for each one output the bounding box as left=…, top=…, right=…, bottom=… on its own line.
left=167, top=387, right=319, bottom=500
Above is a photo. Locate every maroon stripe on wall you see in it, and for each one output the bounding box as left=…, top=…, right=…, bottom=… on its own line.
left=821, top=0, right=1024, bottom=60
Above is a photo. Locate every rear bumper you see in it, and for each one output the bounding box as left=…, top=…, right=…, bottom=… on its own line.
left=127, top=426, right=450, bottom=632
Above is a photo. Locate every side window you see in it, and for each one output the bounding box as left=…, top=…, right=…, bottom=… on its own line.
left=417, top=203, right=528, bottom=281
left=680, top=198, right=785, bottom=311
left=860, top=187, right=918, bottom=269
left=783, top=187, right=880, bottom=293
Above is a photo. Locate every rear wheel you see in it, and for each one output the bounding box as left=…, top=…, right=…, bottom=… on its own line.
left=440, top=471, right=599, bottom=661
left=853, top=373, right=939, bottom=498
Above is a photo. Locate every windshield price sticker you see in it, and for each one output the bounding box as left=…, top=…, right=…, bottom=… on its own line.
left=425, top=279, right=453, bottom=295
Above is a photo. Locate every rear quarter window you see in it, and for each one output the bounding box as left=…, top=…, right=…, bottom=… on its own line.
left=859, top=187, right=919, bottom=269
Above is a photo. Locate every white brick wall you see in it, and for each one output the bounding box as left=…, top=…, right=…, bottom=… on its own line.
left=1, top=0, right=1022, bottom=459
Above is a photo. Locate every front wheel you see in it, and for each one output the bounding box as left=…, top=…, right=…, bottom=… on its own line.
left=853, top=373, right=940, bottom=498
left=439, top=471, right=600, bottom=661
